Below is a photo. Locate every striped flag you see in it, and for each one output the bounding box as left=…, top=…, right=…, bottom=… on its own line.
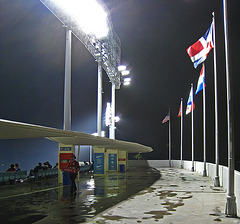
left=162, top=112, right=170, bottom=123
left=177, top=103, right=182, bottom=117
left=187, top=22, right=213, bottom=68
left=186, top=86, right=195, bottom=115
left=195, top=64, right=205, bottom=95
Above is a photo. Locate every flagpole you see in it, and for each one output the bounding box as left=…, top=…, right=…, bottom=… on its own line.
left=180, top=98, right=183, bottom=169
left=191, top=83, right=194, bottom=172
left=169, top=108, right=171, bottom=167
left=223, top=0, right=237, bottom=217
left=212, top=12, right=220, bottom=187
left=203, top=63, right=207, bottom=176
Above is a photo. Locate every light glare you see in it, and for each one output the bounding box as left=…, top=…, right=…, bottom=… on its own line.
left=55, top=0, right=109, bottom=38
left=118, top=65, right=126, bottom=71
left=121, top=70, right=129, bottom=76
left=124, top=78, right=131, bottom=82
left=105, top=102, right=111, bottom=126
left=115, top=116, right=120, bottom=122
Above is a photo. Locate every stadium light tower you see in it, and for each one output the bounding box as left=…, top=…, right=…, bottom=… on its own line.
left=40, top=0, right=122, bottom=134
left=109, top=65, right=131, bottom=139
left=105, top=102, right=120, bottom=138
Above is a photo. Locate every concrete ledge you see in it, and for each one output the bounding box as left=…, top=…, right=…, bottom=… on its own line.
left=129, top=159, right=239, bottom=216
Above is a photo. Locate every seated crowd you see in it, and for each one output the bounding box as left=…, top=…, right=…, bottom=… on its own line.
left=1, top=160, right=92, bottom=185
left=6, top=163, right=21, bottom=172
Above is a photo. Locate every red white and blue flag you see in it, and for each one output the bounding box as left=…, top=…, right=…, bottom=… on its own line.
left=177, top=103, right=182, bottom=117
left=186, top=86, right=195, bottom=115
left=195, top=64, right=205, bottom=95
left=187, top=22, right=214, bottom=69
left=162, top=112, right=170, bottom=123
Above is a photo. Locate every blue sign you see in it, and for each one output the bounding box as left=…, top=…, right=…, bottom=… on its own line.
left=60, top=147, right=72, bottom=151
left=94, top=153, right=104, bottom=174
left=108, top=153, right=117, bottom=171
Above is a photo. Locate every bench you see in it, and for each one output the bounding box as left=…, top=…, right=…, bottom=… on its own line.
left=0, top=170, right=27, bottom=184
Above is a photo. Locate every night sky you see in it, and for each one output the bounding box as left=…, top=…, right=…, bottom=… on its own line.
left=0, top=0, right=240, bottom=172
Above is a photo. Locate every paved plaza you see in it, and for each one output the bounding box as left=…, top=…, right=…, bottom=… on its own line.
left=89, top=168, right=240, bottom=224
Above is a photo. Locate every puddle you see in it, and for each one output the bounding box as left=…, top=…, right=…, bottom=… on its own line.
left=144, top=210, right=171, bottom=220
left=0, top=167, right=160, bottom=223
left=161, top=200, right=184, bottom=211
left=157, top=190, right=177, bottom=199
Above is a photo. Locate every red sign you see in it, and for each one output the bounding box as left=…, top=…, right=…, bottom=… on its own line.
left=118, top=158, right=126, bottom=161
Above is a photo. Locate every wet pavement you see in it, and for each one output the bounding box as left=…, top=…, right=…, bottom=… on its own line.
left=91, top=168, right=240, bottom=224
left=0, top=167, right=160, bottom=223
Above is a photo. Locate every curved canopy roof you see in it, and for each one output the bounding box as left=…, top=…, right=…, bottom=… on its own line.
left=0, top=119, right=152, bottom=153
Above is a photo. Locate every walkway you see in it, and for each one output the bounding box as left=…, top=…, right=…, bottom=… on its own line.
left=89, top=168, right=240, bottom=224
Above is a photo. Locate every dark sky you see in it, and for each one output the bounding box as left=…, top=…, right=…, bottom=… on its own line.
left=0, top=0, right=240, bottom=171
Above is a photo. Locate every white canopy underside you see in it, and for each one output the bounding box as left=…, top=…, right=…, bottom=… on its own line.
left=0, top=119, right=152, bottom=153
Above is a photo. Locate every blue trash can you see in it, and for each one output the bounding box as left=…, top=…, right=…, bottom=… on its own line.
left=62, top=172, right=71, bottom=185
left=119, top=164, right=125, bottom=172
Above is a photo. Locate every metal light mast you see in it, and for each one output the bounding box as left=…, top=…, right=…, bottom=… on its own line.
left=40, top=0, right=122, bottom=134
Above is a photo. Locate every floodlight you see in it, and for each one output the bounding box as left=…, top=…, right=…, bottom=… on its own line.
left=52, top=0, right=109, bottom=38
left=123, top=77, right=131, bottom=86
left=121, top=70, right=130, bottom=76
left=124, top=78, right=131, bottom=82
left=118, top=65, right=126, bottom=71
left=41, top=0, right=122, bottom=88
left=115, top=116, right=120, bottom=122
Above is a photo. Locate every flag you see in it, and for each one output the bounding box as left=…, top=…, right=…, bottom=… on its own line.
left=187, top=22, right=213, bottom=68
left=162, top=112, right=170, bottom=123
left=186, top=87, right=195, bottom=115
left=177, top=103, right=182, bottom=117
left=195, top=64, right=205, bottom=95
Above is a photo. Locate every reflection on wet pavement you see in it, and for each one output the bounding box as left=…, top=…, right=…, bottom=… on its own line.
left=0, top=167, right=160, bottom=223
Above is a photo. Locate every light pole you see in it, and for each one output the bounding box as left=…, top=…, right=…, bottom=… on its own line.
left=97, top=58, right=103, bottom=136
left=108, top=65, right=131, bottom=139
left=110, top=82, right=116, bottom=139
left=40, top=0, right=122, bottom=133
left=223, top=0, right=237, bottom=217
left=63, top=26, right=72, bottom=130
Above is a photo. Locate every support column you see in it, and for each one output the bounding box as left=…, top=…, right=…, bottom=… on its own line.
left=63, top=28, right=72, bottom=131
left=97, top=60, right=103, bottom=136
left=110, top=83, right=116, bottom=139
left=107, top=149, right=118, bottom=171
left=93, top=147, right=106, bottom=175
left=118, top=151, right=127, bottom=172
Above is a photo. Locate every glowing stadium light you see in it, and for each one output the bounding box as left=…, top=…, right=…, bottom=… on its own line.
left=40, top=0, right=122, bottom=89
left=123, top=77, right=131, bottom=86
left=124, top=78, right=131, bottom=82
left=118, top=65, right=126, bottom=71
left=105, top=102, right=112, bottom=127
left=115, top=116, right=120, bottom=122
left=121, top=70, right=130, bottom=76
left=52, top=0, right=109, bottom=38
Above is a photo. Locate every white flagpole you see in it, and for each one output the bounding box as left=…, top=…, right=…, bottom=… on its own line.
left=212, top=12, right=220, bottom=187
left=223, top=0, right=237, bottom=217
left=180, top=98, right=183, bottom=168
left=169, top=108, right=171, bottom=167
left=191, top=83, right=194, bottom=172
left=203, top=64, right=207, bottom=176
